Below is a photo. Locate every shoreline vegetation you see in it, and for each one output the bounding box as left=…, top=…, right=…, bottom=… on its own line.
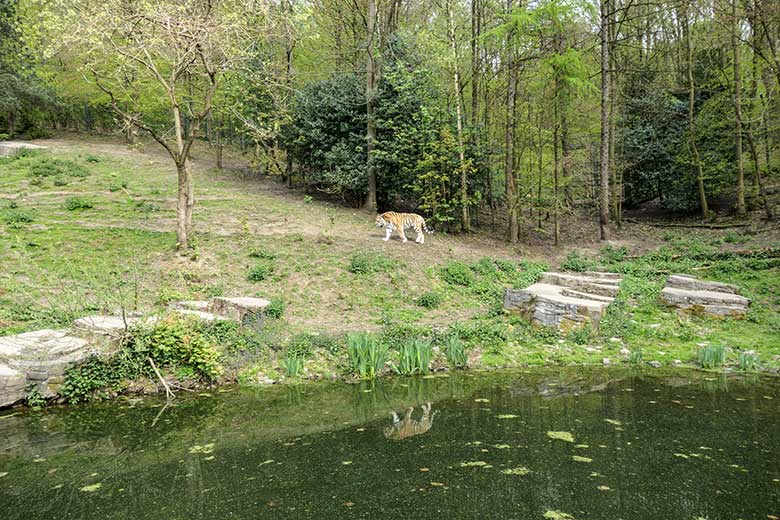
left=1, top=140, right=779, bottom=408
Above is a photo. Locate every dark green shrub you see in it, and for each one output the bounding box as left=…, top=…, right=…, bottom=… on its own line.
left=64, top=197, right=94, bottom=211
left=4, top=210, right=33, bottom=228
left=561, top=251, right=595, bottom=272
left=286, top=332, right=315, bottom=358
left=470, top=257, right=498, bottom=277
left=511, top=259, right=548, bottom=288
left=495, top=259, right=517, bottom=273
left=265, top=298, right=285, bottom=319
left=85, top=154, right=101, bottom=163
left=248, top=262, right=273, bottom=282
left=348, top=251, right=394, bottom=274
left=29, top=157, right=88, bottom=178
left=129, top=316, right=223, bottom=380
left=415, top=292, right=442, bottom=309
left=249, top=248, right=277, bottom=260
left=135, top=200, right=161, bottom=212
left=600, top=245, right=629, bottom=263
left=440, top=261, right=474, bottom=286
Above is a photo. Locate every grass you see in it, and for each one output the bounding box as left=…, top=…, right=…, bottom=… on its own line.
left=347, top=332, right=388, bottom=379
left=1, top=134, right=779, bottom=385
left=392, top=338, right=433, bottom=375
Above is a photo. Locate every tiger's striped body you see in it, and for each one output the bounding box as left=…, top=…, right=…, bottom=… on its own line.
left=383, top=403, right=436, bottom=441
left=375, top=211, right=432, bottom=244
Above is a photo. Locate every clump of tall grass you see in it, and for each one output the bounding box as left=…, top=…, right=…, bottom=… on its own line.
left=628, top=349, right=643, bottom=366
left=737, top=351, right=759, bottom=372
left=281, top=352, right=304, bottom=377
left=347, top=332, right=388, bottom=379
left=697, top=344, right=726, bottom=369
left=393, top=338, right=433, bottom=375
left=444, top=336, right=468, bottom=369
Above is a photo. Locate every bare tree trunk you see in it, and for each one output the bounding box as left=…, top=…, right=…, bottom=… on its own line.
left=447, top=0, right=470, bottom=232
left=553, top=81, right=560, bottom=246
left=364, top=0, right=378, bottom=211
left=599, top=0, right=611, bottom=240
left=683, top=1, right=709, bottom=219
left=215, top=121, right=223, bottom=169
left=176, top=162, right=189, bottom=250
left=745, top=8, right=773, bottom=218
left=504, top=0, right=519, bottom=243
left=732, top=0, right=747, bottom=217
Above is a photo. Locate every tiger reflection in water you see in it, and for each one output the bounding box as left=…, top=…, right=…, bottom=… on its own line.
left=384, top=402, right=436, bottom=441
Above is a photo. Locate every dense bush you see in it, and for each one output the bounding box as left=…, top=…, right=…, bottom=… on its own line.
left=440, top=261, right=474, bottom=286
left=248, top=262, right=273, bottom=282
left=64, top=196, right=94, bottom=210
left=415, top=292, right=442, bottom=309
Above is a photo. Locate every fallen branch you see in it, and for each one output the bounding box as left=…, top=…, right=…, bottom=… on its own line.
left=624, top=218, right=752, bottom=229
left=148, top=357, right=175, bottom=401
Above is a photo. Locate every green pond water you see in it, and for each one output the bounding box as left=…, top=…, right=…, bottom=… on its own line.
left=1, top=368, right=779, bottom=519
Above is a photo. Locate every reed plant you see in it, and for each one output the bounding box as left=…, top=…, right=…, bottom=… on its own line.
left=444, top=336, right=468, bottom=369
left=393, top=338, right=433, bottom=375
left=697, top=344, right=726, bottom=369
left=347, top=332, right=388, bottom=379
left=281, top=352, right=304, bottom=377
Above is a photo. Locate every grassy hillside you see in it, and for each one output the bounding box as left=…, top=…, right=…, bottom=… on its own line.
left=1, top=134, right=779, bottom=381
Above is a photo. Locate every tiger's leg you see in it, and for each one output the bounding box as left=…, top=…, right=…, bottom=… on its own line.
left=384, top=224, right=393, bottom=241
left=415, top=225, right=424, bottom=244
left=391, top=411, right=400, bottom=424
left=399, top=227, right=408, bottom=243
left=404, top=407, right=414, bottom=421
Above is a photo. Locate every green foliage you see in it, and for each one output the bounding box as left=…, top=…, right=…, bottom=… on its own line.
left=135, top=200, right=160, bottom=212
left=249, top=248, right=277, bottom=260
left=392, top=338, right=432, bottom=375
left=566, top=324, right=594, bottom=345
left=415, top=292, right=442, bottom=309
left=64, top=196, right=94, bottom=211
left=348, top=251, right=394, bottom=275
left=346, top=332, right=388, bottom=379
left=697, top=344, right=726, bottom=369
left=600, top=245, right=629, bottom=263
left=129, top=316, right=223, bottom=380
left=495, top=259, right=517, bottom=273
left=628, top=349, right=644, bottom=366
left=281, top=352, right=304, bottom=377
left=286, top=332, right=315, bottom=358
left=265, top=297, right=285, bottom=319
left=560, top=251, right=595, bottom=272
left=60, top=355, right=131, bottom=404
left=440, top=261, right=474, bottom=286
left=443, top=335, right=468, bottom=369
left=26, top=384, right=45, bottom=407
left=723, top=232, right=750, bottom=245
left=3, top=210, right=33, bottom=228
left=28, top=157, right=88, bottom=178
left=248, top=262, right=274, bottom=282
left=737, top=351, right=759, bottom=372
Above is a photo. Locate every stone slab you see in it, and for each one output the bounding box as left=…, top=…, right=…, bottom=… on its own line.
left=0, top=362, right=26, bottom=408
left=73, top=315, right=138, bottom=335
left=0, top=141, right=47, bottom=157
left=170, top=300, right=210, bottom=312
left=504, top=271, right=623, bottom=331
left=209, top=297, right=270, bottom=323
left=659, top=275, right=750, bottom=319
left=172, top=309, right=229, bottom=322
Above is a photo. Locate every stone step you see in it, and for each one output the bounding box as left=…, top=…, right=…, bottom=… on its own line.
left=560, top=288, right=615, bottom=303
left=665, top=274, right=741, bottom=295
left=539, top=272, right=621, bottom=298
left=660, top=287, right=750, bottom=307
left=209, top=297, right=270, bottom=323
left=170, top=300, right=210, bottom=312
left=172, top=309, right=229, bottom=322
left=73, top=315, right=139, bottom=335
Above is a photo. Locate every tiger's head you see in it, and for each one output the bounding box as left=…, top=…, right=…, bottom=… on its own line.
left=375, top=214, right=387, bottom=228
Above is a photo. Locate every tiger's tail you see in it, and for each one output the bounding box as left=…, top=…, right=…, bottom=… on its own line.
left=422, top=219, right=434, bottom=234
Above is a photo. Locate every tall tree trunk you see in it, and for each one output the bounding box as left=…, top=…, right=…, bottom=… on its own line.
left=599, top=0, right=611, bottom=240
left=560, top=105, right=571, bottom=206
left=215, top=124, right=223, bottom=169
left=745, top=7, right=773, bottom=218
left=447, top=0, right=470, bottom=232
left=364, top=0, right=378, bottom=211
left=683, top=1, right=709, bottom=219
left=172, top=103, right=189, bottom=251
left=732, top=0, right=747, bottom=217
left=553, top=82, right=560, bottom=246
left=504, top=0, right=519, bottom=243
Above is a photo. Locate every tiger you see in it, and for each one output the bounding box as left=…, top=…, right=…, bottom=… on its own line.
left=383, top=403, right=436, bottom=441
left=375, top=211, right=432, bottom=244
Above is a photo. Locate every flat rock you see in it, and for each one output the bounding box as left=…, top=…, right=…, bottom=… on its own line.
left=0, top=329, right=95, bottom=406
left=659, top=275, right=750, bottom=318
left=504, top=272, right=622, bottom=331
left=0, top=363, right=26, bottom=408
left=73, top=315, right=138, bottom=335
left=0, top=141, right=47, bottom=157
left=170, top=300, right=210, bottom=312
left=209, top=297, right=270, bottom=323
left=172, top=309, right=229, bottom=322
